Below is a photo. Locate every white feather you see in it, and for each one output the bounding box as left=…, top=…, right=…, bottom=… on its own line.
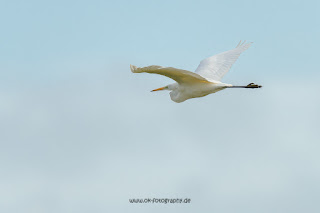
left=130, top=64, right=210, bottom=84
left=195, top=41, right=252, bottom=82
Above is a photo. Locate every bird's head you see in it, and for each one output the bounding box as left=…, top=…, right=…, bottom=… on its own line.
left=151, top=83, right=177, bottom=92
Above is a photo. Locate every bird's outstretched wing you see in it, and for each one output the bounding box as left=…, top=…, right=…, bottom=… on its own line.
left=195, top=41, right=252, bottom=82
left=130, top=65, right=210, bottom=84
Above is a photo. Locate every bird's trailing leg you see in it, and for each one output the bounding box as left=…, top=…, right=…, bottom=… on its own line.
left=245, top=83, right=262, bottom=88
left=230, top=83, right=262, bottom=88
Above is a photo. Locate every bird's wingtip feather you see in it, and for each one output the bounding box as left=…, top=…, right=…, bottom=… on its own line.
left=236, top=40, right=254, bottom=48
left=130, top=64, right=137, bottom=73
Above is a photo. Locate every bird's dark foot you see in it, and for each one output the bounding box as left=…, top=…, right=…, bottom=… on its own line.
left=245, top=83, right=262, bottom=88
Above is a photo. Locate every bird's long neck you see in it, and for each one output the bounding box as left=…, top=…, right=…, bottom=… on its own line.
left=230, top=83, right=262, bottom=88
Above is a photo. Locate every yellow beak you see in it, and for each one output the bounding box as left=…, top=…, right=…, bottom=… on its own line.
left=151, top=87, right=166, bottom=92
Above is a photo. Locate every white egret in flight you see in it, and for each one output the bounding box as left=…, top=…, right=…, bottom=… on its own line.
left=130, top=41, right=261, bottom=103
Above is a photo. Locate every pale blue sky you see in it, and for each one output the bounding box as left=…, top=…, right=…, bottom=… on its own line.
left=1, top=0, right=320, bottom=212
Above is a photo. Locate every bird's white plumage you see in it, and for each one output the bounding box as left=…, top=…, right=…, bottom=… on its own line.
left=195, top=41, right=252, bottom=81
left=130, top=65, right=211, bottom=84
left=131, top=41, right=259, bottom=102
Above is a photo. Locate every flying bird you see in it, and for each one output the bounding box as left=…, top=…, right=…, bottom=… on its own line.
left=130, top=41, right=261, bottom=103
